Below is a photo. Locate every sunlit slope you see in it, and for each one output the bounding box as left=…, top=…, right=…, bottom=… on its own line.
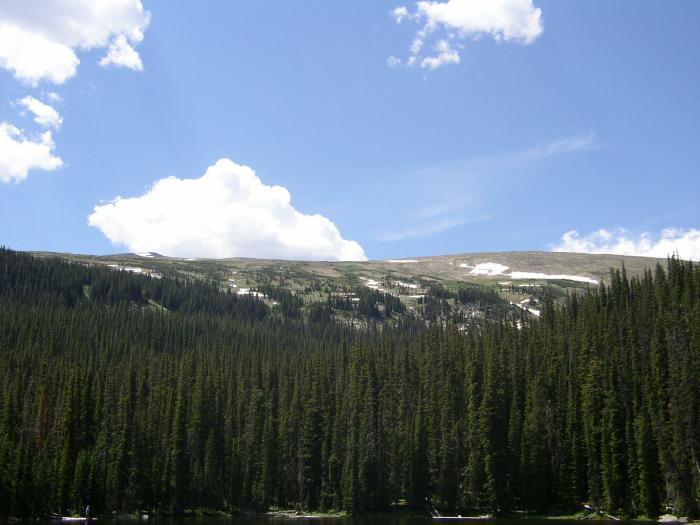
left=41, top=249, right=665, bottom=288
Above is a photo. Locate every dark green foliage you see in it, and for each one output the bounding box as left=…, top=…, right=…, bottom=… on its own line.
left=330, top=287, right=406, bottom=319
left=0, top=248, right=699, bottom=518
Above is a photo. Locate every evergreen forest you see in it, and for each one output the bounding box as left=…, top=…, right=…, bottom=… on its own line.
left=1, top=248, right=699, bottom=518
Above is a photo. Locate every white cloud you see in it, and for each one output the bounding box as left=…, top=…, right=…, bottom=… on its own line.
left=390, top=0, right=543, bottom=70
left=410, top=35, right=426, bottom=55
left=387, top=56, right=402, bottom=67
left=99, top=34, right=143, bottom=70
left=421, top=39, right=460, bottom=70
left=392, top=6, right=410, bottom=23
left=88, top=159, right=368, bottom=261
left=553, top=228, right=700, bottom=261
left=0, top=0, right=151, bottom=85
left=18, top=96, right=63, bottom=129
left=520, top=133, right=595, bottom=160
left=0, top=122, right=63, bottom=183
left=418, top=0, right=543, bottom=43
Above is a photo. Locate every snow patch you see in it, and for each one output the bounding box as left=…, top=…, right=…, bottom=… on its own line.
left=361, top=277, right=383, bottom=290
left=234, top=288, right=266, bottom=298
left=509, top=272, right=599, bottom=284
left=461, top=261, right=598, bottom=284
left=136, top=252, right=154, bottom=258
left=394, top=280, right=419, bottom=289
left=107, top=264, right=161, bottom=278
left=468, top=263, right=510, bottom=276
left=511, top=300, right=540, bottom=317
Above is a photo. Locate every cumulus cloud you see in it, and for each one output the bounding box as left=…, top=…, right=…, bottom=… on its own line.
left=0, top=1, right=150, bottom=184
left=0, top=0, right=151, bottom=85
left=553, top=228, right=700, bottom=261
left=0, top=122, right=63, bottom=183
left=390, top=0, right=543, bottom=70
left=18, top=96, right=63, bottom=129
left=99, top=34, right=143, bottom=70
left=88, top=159, right=368, bottom=261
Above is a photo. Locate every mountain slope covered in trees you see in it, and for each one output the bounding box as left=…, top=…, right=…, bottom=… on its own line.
left=0, top=248, right=698, bottom=518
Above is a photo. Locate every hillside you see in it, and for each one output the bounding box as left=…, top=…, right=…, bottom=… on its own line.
left=34, top=250, right=667, bottom=326
left=2, top=247, right=699, bottom=517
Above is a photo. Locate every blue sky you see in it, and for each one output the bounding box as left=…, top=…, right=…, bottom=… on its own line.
left=0, top=1, right=699, bottom=260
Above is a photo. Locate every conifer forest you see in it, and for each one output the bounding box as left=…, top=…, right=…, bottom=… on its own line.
left=1, top=248, right=699, bottom=518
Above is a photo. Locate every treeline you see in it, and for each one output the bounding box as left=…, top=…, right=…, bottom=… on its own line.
left=0, top=249, right=699, bottom=518
left=0, top=249, right=267, bottom=320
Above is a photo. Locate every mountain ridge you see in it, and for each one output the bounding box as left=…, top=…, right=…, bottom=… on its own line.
left=25, top=248, right=678, bottom=327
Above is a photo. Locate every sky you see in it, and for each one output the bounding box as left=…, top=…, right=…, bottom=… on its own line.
left=0, top=0, right=699, bottom=261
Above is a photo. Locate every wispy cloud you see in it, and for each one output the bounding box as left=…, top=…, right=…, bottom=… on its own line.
left=519, top=133, right=596, bottom=161
left=465, top=133, right=597, bottom=170
left=374, top=134, right=595, bottom=243
left=415, top=200, right=467, bottom=219
left=376, top=217, right=468, bottom=242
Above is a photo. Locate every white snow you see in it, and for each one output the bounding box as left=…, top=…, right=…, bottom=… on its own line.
left=459, top=261, right=598, bottom=284
left=107, top=264, right=161, bottom=278
left=136, top=252, right=154, bottom=258
left=509, top=272, right=599, bottom=284
left=394, top=280, right=419, bottom=289
left=108, top=264, right=143, bottom=274
left=361, top=277, right=383, bottom=290
left=234, top=288, right=267, bottom=298
left=511, top=300, right=541, bottom=317
left=467, top=263, right=510, bottom=276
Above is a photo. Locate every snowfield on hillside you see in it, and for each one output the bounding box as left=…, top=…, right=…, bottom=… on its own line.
left=461, top=262, right=598, bottom=284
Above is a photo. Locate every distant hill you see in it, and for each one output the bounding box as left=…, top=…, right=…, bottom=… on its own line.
left=31, top=249, right=670, bottom=327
